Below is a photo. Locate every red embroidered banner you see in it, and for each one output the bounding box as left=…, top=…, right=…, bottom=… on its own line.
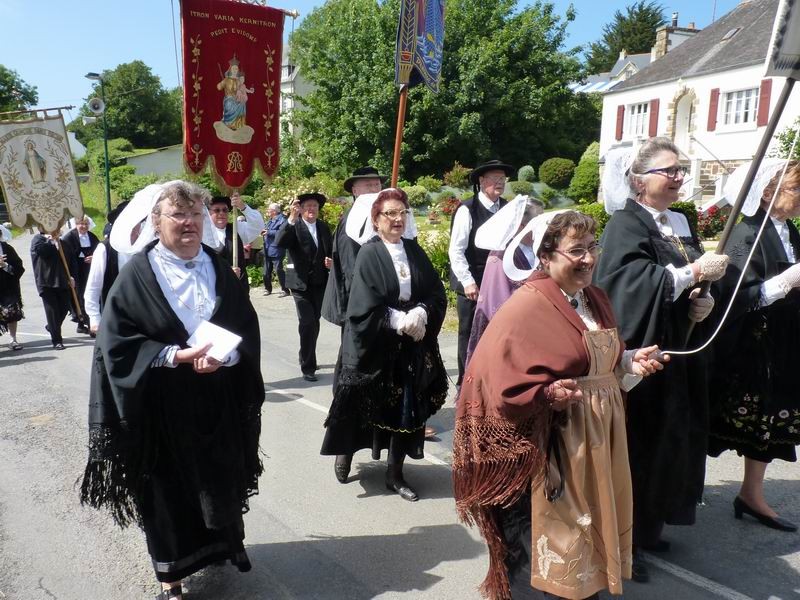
left=182, top=0, right=284, bottom=191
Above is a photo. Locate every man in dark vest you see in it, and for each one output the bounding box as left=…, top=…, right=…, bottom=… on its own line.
left=276, top=192, right=333, bottom=382
left=209, top=193, right=265, bottom=291
left=31, top=227, right=75, bottom=350
left=448, top=159, right=514, bottom=384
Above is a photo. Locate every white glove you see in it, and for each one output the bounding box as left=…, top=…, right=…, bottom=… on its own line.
left=693, top=252, right=729, bottom=283
left=771, top=262, right=800, bottom=294
left=401, top=307, right=427, bottom=342
left=688, top=288, right=715, bottom=322
left=389, top=308, right=408, bottom=334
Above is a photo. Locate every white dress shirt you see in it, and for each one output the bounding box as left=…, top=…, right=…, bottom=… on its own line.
left=214, top=204, right=266, bottom=246
left=638, top=203, right=696, bottom=301
left=384, top=240, right=414, bottom=329
left=761, top=217, right=797, bottom=306
left=303, top=218, right=318, bottom=246
left=448, top=192, right=501, bottom=288
left=83, top=243, right=132, bottom=329
left=147, top=244, right=239, bottom=368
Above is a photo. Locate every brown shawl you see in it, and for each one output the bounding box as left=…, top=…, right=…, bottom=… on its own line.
left=452, top=271, right=621, bottom=599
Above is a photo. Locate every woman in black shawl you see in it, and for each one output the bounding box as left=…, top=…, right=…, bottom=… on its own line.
left=593, top=137, right=729, bottom=582
left=0, top=226, right=25, bottom=350
left=709, top=160, right=800, bottom=532
left=80, top=181, right=264, bottom=600
left=321, top=188, right=448, bottom=502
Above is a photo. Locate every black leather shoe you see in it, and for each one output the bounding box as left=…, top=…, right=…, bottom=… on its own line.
left=334, top=455, right=352, bottom=483
left=734, top=496, right=798, bottom=532
left=386, top=480, right=418, bottom=502
left=77, top=325, right=89, bottom=334
left=53, top=343, right=65, bottom=351
left=631, top=551, right=649, bottom=583
left=303, top=373, right=318, bottom=382
left=641, top=539, right=671, bottom=553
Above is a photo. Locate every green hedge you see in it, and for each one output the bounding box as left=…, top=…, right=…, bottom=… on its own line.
left=508, top=180, right=535, bottom=196
left=415, top=175, right=443, bottom=193
left=518, top=165, right=536, bottom=183
left=401, top=184, right=430, bottom=207
left=568, top=142, right=600, bottom=204
left=574, top=202, right=611, bottom=238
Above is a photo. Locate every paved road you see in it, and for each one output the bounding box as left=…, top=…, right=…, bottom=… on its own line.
left=1, top=232, right=798, bottom=599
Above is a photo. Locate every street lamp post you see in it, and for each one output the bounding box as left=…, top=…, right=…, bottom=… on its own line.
left=85, top=72, right=111, bottom=215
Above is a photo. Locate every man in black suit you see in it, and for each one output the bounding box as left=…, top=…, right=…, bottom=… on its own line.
left=276, top=192, right=333, bottom=382
left=31, top=228, right=74, bottom=349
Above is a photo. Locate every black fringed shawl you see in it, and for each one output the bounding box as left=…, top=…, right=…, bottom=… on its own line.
left=80, top=242, right=264, bottom=528
left=326, top=237, right=448, bottom=432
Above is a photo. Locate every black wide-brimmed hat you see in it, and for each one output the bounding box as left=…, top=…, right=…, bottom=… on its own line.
left=297, top=192, right=326, bottom=209
left=343, top=166, right=389, bottom=194
left=210, top=196, right=232, bottom=209
left=469, top=160, right=515, bottom=185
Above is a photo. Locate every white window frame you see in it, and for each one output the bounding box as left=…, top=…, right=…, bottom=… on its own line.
left=626, top=102, right=649, bottom=139
left=720, top=87, right=759, bottom=131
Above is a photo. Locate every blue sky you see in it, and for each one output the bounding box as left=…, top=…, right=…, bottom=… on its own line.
left=0, top=0, right=740, bottom=117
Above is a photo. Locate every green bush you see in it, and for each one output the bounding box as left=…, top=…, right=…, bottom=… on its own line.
left=401, top=185, right=430, bottom=207
left=246, top=264, right=264, bottom=288
left=417, top=229, right=450, bottom=282
left=539, top=157, right=576, bottom=189
left=86, top=138, right=134, bottom=179
left=72, top=154, right=89, bottom=173
left=568, top=142, right=600, bottom=204
left=443, top=161, right=471, bottom=188
left=539, top=187, right=557, bottom=208
left=416, top=175, right=443, bottom=193
left=574, top=202, right=611, bottom=238
left=508, top=180, right=535, bottom=196
left=107, top=164, right=159, bottom=202
left=320, top=196, right=348, bottom=230
left=518, top=165, right=536, bottom=183
left=671, top=200, right=699, bottom=234
left=776, top=116, right=800, bottom=160
left=397, top=179, right=413, bottom=189
left=460, top=190, right=474, bottom=201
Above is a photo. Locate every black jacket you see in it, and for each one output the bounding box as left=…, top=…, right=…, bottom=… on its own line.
left=275, top=219, right=332, bottom=292
left=30, top=234, right=70, bottom=293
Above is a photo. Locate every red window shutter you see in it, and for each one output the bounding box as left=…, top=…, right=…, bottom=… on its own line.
left=648, top=98, right=660, bottom=137
left=707, top=88, right=720, bottom=131
left=615, top=105, right=625, bottom=141
left=757, top=79, right=772, bottom=126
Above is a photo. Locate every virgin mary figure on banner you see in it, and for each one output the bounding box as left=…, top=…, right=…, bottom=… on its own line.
left=214, top=56, right=255, bottom=145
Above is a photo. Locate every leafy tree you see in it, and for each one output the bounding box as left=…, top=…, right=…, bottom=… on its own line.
left=775, top=117, right=800, bottom=160
left=586, top=1, right=665, bottom=74
left=291, top=0, right=599, bottom=180
left=69, top=61, right=182, bottom=148
left=0, top=65, right=38, bottom=113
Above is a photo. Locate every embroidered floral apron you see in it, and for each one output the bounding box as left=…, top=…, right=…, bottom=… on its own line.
left=530, top=328, right=633, bottom=599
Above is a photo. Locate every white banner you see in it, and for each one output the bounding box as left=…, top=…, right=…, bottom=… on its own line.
left=0, top=113, right=83, bottom=231
left=765, top=0, right=800, bottom=79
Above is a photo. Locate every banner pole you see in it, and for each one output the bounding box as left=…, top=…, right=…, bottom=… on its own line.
left=390, top=84, right=409, bottom=187
left=232, top=208, right=239, bottom=271
left=0, top=105, right=75, bottom=118
left=684, top=77, right=795, bottom=344
left=54, top=236, right=84, bottom=323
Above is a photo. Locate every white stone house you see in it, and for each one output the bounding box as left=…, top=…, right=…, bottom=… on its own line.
left=280, top=44, right=314, bottom=136
left=599, top=0, right=800, bottom=207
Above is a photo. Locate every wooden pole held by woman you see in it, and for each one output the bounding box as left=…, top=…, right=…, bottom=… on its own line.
left=390, top=84, right=409, bottom=187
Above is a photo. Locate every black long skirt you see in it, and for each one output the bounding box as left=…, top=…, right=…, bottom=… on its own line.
left=140, top=450, right=251, bottom=583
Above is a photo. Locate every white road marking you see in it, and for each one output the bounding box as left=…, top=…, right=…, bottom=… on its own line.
left=644, top=553, right=759, bottom=600
left=266, top=384, right=451, bottom=467
left=14, top=331, right=51, bottom=338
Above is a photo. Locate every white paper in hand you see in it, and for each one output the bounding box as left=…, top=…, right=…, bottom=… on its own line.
left=187, top=320, right=242, bottom=363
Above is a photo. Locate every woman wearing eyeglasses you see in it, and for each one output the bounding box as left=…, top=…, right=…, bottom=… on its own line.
left=454, top=211, right=669, bottom=600
left=593, top=137, right=729, bottom=582
left=321, top=188, right=448, bottom=501
left=708, top=160, right=800, bottom=532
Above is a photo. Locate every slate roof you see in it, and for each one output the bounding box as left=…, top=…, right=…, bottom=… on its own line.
left=609, top=53, right=652, bottom=78
left=612, top=0, right=779, bottom=93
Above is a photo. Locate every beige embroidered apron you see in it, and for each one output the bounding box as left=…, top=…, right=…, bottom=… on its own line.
left=530, top=328, right=633, bottom=599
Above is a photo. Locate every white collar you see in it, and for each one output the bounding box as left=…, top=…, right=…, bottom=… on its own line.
left=771, top=216, right=787, bottom=231
left=153, top=243, right=209, bottom=269
left=637, top=202, right=669, bottom=222
left=478, top=191, right=501, bottom=211
left=303, top=218, right=317, bottom=229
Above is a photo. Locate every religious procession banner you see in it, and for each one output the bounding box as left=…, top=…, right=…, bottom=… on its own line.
left=181, top=0, right=284, bottom=191
left=0, top=113, right=83, bottom=232
left=395, top=0, right=446, bottom=93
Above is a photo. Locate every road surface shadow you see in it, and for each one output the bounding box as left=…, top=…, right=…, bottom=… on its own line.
left=190, top=523, right=484, bottom=599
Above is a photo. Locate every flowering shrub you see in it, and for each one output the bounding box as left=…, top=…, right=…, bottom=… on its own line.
left=443, top=161, right=471, bottom=188
left=697, top=205, right=729, bottom=240
left=417, top=229, right=450, bottom=282
left=437, top=193, right=461, bottom=218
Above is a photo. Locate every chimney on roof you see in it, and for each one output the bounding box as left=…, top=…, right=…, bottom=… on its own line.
left=688, top=21, right=696, bottom=29
left=671, top=12, right=678, bottom=27
left=619, top=49, right=627, bottom=61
